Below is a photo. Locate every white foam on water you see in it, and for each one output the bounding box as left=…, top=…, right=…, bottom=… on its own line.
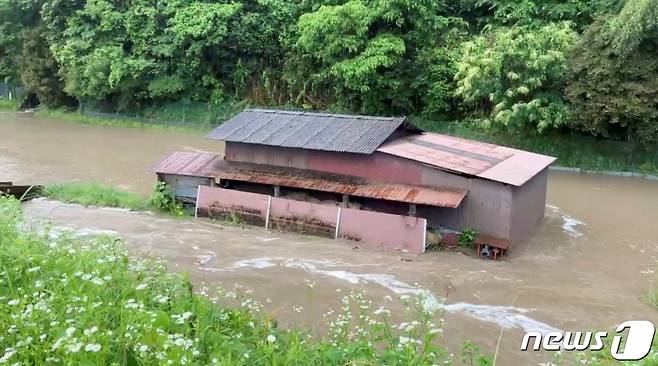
left=233, top=257, right=278, bottom=269
left=228, top=257, right=560, bottom=333
left=547, top=205, right=586, bottom=238
left=196, top=251, right=216, bottom=266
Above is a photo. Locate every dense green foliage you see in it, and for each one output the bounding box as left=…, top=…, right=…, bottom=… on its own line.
left=0, top=195, right=492, bottom=365
left=455, top=23, right=577, bottom=132
left=1, top=0, right=658, bottom=143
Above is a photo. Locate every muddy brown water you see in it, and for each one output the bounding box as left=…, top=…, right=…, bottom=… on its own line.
left=3, top=112, right=658, bottom=364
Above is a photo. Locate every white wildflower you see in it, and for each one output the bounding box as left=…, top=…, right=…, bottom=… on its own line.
left=67, top=342, right=83, bottom=354
left=65, top=327, right=76, bottom=338
left=266, top=334, right=276, bottom=343
left=84, top=343, right=101, bottom=352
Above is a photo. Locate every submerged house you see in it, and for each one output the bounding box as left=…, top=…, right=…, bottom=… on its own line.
left=154, top=109, right=555, bottom=254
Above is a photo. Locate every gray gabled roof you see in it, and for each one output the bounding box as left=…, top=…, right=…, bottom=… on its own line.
left=205, top=108, right=409, bottom=154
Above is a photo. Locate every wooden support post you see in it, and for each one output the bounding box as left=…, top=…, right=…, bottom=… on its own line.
left=273, top=185, right=280, bottom=197
left=409, top=203, right=417, bottom=217
left=342, top=194, right=349, bottom=207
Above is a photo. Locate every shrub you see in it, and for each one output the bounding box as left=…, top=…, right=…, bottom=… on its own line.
left=455, top=23, right=578, bottom=133
left=148, top=182, right=184, bottom=216
left=458, top=229, right=478, bottom=250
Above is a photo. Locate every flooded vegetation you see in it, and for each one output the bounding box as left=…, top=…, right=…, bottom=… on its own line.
left=3, top=113, right=658, bottom=364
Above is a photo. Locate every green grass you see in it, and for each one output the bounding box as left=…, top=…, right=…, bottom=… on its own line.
left=36, top=100, right=248, bottom=133
left=42, top=182, right=186, bottom=216
left=0, top=98, right=18, bottom=111
left=42, top=183, right=149, bottom=211
left=0, top=195, right=477, bottom=365
left=413, top=118, right=658, bottom=176
left=35, top=109, right=205, bottom=133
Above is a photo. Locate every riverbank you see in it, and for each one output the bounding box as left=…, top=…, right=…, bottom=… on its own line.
left=0, top=196, right=472, bottom=365
left=23, top=106, right=658, bottom=176
left=0, top=98, right=18, bottom=111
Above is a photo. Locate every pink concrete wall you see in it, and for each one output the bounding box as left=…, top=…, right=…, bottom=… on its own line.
left=195, top=185, right=427, bottom=254
left=196, top=186, right=269, bottom=225
left=269, top=197, right=338, bottom=237
left=338, top=208, right=427, bottom=253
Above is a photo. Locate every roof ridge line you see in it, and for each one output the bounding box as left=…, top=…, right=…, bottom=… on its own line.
left=244, top=108, right=404, bottom=121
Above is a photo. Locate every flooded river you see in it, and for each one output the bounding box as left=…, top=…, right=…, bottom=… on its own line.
left=3, top=112, right=658, bottom=364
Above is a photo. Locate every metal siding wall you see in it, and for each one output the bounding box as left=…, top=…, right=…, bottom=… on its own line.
left=162, top=174, right=213, bottom=198
left=509, top=168, right=549, bottom=245
left=225, top=142, right=423, bottom=184
left=225, top=142, right=310, bottom=169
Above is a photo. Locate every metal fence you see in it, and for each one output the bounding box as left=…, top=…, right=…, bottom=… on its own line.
left=78, top=104, right=217, bottom=129
left=0, top=80, right=24, bottom=101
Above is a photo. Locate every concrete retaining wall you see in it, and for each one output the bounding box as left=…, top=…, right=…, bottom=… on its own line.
left=196, top=185, right=269, bottom=225
left=269, top=197, right=338, bottom=238
left=196, top=186, right=427, bottom=253
left=338, top=207, right=426, bottom=253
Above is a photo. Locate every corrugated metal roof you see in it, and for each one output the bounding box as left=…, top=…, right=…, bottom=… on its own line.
left=152, top=151, right=223, bottom=178
left=215, top=164, right=467, bottom=208
left=376, top=133, right=556, bottom=186
left=206, top=109, right=408, bottom=154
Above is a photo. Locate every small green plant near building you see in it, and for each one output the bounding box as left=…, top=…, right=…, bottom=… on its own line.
left=148, top=181, right=184, bottom=216
left=458, top=229, right=478, bottom=250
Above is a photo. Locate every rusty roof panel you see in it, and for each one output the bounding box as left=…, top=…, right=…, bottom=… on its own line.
left=215, top=165, right=467, bottom=208
left=377, top=133, right=555, bottom=186
left=152, top=152, right=223, bottom=178
left=206, top=109, right=410, bottom=154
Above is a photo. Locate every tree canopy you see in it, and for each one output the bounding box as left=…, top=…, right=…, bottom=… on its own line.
left=1, top=0, right=657, bottom=143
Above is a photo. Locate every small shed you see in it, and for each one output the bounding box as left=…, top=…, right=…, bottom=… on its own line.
left=155, top=109, right=556, bottom=252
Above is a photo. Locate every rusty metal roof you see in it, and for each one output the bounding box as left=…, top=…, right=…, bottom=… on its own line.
left=153, top=152, right=466, bottom=207
left=214, top=163, right=467, bottom=208
left=206, top=108, right=412, bottom=154
left=376, top=133, right=556, bottom=186
left=152, top=151, right=223, bottom=178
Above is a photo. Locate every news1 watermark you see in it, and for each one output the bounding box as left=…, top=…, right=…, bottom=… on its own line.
left=521, top=321, right=656, bottom=361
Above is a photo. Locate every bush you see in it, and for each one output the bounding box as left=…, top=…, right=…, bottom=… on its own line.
left=148, top=182, right=184, bottom=217
left=454, top=23, right=578, bottom=132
